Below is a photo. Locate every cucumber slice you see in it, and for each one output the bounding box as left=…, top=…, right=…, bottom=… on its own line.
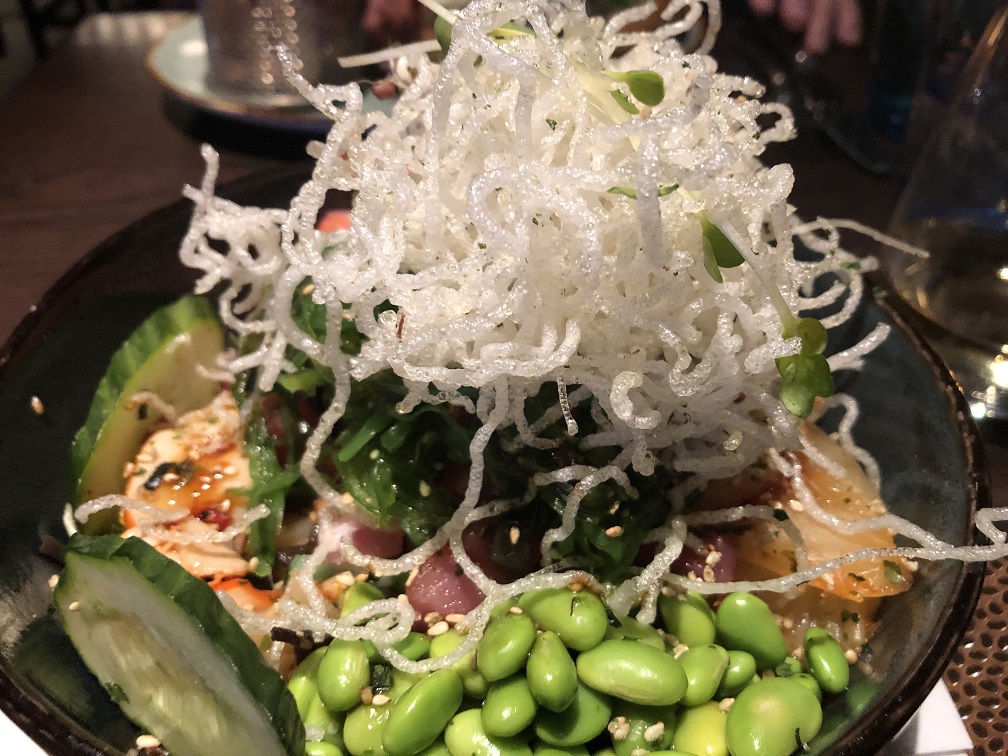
left=71, top=295, right=225, bottom=510
left=54, top=533, right=305, bottom=755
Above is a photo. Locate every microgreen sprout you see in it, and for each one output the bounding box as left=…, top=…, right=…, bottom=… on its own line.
left=700, top=211, right=834, bottom=418
left=603, top=70, right=666, bottom=107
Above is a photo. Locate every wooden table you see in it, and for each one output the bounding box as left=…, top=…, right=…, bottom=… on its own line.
left=0, top=11, right=312, bottom=346
left=1, top=9, right=1004, bottom=754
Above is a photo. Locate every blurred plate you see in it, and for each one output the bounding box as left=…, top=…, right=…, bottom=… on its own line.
left=146, top=17, right=394, bottom=137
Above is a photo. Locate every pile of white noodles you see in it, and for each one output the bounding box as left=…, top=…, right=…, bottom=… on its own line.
left=147, top=0, right=1008, bottom=669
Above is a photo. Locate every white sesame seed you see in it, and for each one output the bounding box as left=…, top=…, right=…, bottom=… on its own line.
left=445, top=613, right=467, bottom=625
left=418, top=480, right=432, bottom=497
left=643, top=722, right=665, bottom=742
left=135, top=734, right=161, bottom=749
left=427, top=620, right=450, bottom=637
left=68, top=601, right=81, bottom=612
left=509, top=526, right=521, bottom=545
left=30, top=396, right=44, bottom=415
left=336, top=572, right=357, bottom=587
left=508, top=606, right=524, bottom=615
left=605, top=525, right=623, bottom=537
left=845, top=648, right=859, bottom=663
left=372, top=693, right=391, bottom=706
left=424, top=611, right=443, bottom=625
left=48, top=574, right=59, bottom=589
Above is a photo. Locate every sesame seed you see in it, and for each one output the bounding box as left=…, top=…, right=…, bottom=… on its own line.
left=906, top=560, right=919, bottom=573
left=30, top=396, right=44, bottom=415
left=247, top=557, right=260, bottom=571
left=372, top=693, right=391, bottom=706
left=68, top=601, right=81, bottom=612
left=605, top=525, right=623, bottom=537
left=845, top=648, right=859, bottom=663
left=509, top=526, right=521, bottom=545
left=424, top=611, right=443, bottom=625
left=718, top=698, right=735, bottom=712
left=702, top=565, right=715, bottom=582
left=427, top=620, right=450, bottom=637
left=790, top=500, right=804, bottom=512
left=135, top=734, right=162, bottom=749
left=48, top=575, right=59, bottom=589
left=608, top=502, right=620, bottom=515
left=418, top=480, right=432, bottom=497
left=445, top=613, right=467, bottom=625
left=607, top=716, right=630, bottom=741
left=360, top=687, right=374, bottom=705
left=336, top=572, right=357, bottom=586
left=508, top=606, right=524, bottom=615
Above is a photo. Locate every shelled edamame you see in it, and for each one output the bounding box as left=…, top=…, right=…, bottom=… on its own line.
left=288, top=586, right=858, bottom=756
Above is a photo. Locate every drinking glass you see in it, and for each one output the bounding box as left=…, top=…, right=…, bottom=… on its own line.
left=881, top=6, right=1008, bottom=421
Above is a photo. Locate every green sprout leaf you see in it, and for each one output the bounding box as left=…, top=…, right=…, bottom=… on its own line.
left=604, top=69, right=666, bottom=106
left=775, top=353, right=835, bottom=418
left=883, top=560, right=905, bottom=584
left=609, top=89, right=639, bottom=115
left=434, top=16, right=452, bottom=55
left=607, top=184, right=678, bottom=200
left=699, top=212, right=745, bottom=282
left=784, top=317, right=829, bottom=356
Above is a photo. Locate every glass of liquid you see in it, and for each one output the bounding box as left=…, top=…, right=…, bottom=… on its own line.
left=882, top=6, right=1008, bottom=423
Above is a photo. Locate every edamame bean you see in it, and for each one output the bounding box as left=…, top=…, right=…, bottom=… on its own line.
left=804, top=627, right=850, bottom=694
left=490, top=596, right=520, bottom=619
left=724, top=677, right=823, bottom=756
left=773, top=656, right=802, bottom=678
left=791, top=673, right=823, bottom=701
left=414, top=739, right=452, bottom=756
left=678, top=644, right=729, bottom=707
left=533, top=682, right=612, bottom=747
left=430, top=629, right=489, bottom=699
left=482, top=675, right=538, bottom=737
left=670, top=701, right=727, bottom=756
left=526, top=631, right=578, bottom=713
left=518, top=588, right=608, bottom=651
left=318, top=639, right=371, bottom=713
left=289, top=675, right=320, bottom=721
left=576, top=640, right=687, bottom=706
left=365, top=633, right=433, bottom=664
left=714, top=593, right=787, bottom=671
left=658, top=591, right=716, bottom=647
left=605, top=615, right=665, bottom=650
left=610, top=701, right=676, bottom=756
left=715, top=651, right=756, bottom=699
left=444, top=708, right=533, bottom=756
left=341, top=582, right=385, bottom=616
left=477, top=613, right=537, bottom=682
left=293, top=647, right=328, bottom=682
left=306, top=693, right=345, bottom=745
left=306, top=741, right=346, bottom=756
left=382, top=668, right=464, bottom=756
left=844, top=677, right=879, bottom=718
left=344, top=704, right=389, bottom=756
left=533, top=746, right=589, bottom=756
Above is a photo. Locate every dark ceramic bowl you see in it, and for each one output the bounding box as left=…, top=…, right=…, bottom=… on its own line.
left=0, top=168, right=987, bottom=754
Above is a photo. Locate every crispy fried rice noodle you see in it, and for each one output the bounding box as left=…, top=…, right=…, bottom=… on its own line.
left=73, top=0, right=1008, bottom=670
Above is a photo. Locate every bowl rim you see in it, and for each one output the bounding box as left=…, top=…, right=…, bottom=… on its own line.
left=0, top=170, right=990, bottom=755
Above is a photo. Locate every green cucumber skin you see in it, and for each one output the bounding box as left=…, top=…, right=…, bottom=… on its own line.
left=55, top=534, right=305, bottom=756
left=70, top=295, right=224, bottom=510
